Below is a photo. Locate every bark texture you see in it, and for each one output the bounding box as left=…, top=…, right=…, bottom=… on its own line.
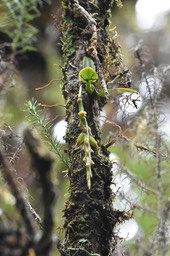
left=61, top=1, right=124, bottom=255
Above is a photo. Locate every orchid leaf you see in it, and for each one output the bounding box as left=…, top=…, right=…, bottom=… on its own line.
left=83, top=56, right=95, bottom=70
left=112, top=88, right=138, bottom=94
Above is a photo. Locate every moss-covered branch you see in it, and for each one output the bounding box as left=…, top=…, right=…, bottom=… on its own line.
left=61, top=0, right=126, bottom=255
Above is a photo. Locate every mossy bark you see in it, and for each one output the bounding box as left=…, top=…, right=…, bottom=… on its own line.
left=61, top=1, right=123, bottom=255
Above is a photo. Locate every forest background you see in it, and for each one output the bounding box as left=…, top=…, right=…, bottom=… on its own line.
left=0, top=0, right=170, bottom=255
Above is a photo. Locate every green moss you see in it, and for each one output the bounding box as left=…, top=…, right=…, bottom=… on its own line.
left=61, top=17, right=76, bottom=60
left=1, top=0, right=43, bottom=52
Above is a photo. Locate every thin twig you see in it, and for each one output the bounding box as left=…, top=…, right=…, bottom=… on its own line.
left=24, top=199, right=43, bottom=230
left=119, top=191, right=157, bottom=215
left=122, top=167, right=158, bottom=195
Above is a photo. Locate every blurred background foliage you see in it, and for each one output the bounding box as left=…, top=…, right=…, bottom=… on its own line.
left=0, top=0, right=170, bottom=255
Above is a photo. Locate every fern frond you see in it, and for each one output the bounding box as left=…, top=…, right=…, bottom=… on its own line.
left=0, top=0, right=50, bottom=52
left=25, top=98, right=69, bottom=168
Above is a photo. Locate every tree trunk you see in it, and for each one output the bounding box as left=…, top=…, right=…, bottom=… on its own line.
left=61, top=1, right=124, bottom=255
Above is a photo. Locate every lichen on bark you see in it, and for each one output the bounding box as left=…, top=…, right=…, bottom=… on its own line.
left=61, top=1, right=125, bottom=255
